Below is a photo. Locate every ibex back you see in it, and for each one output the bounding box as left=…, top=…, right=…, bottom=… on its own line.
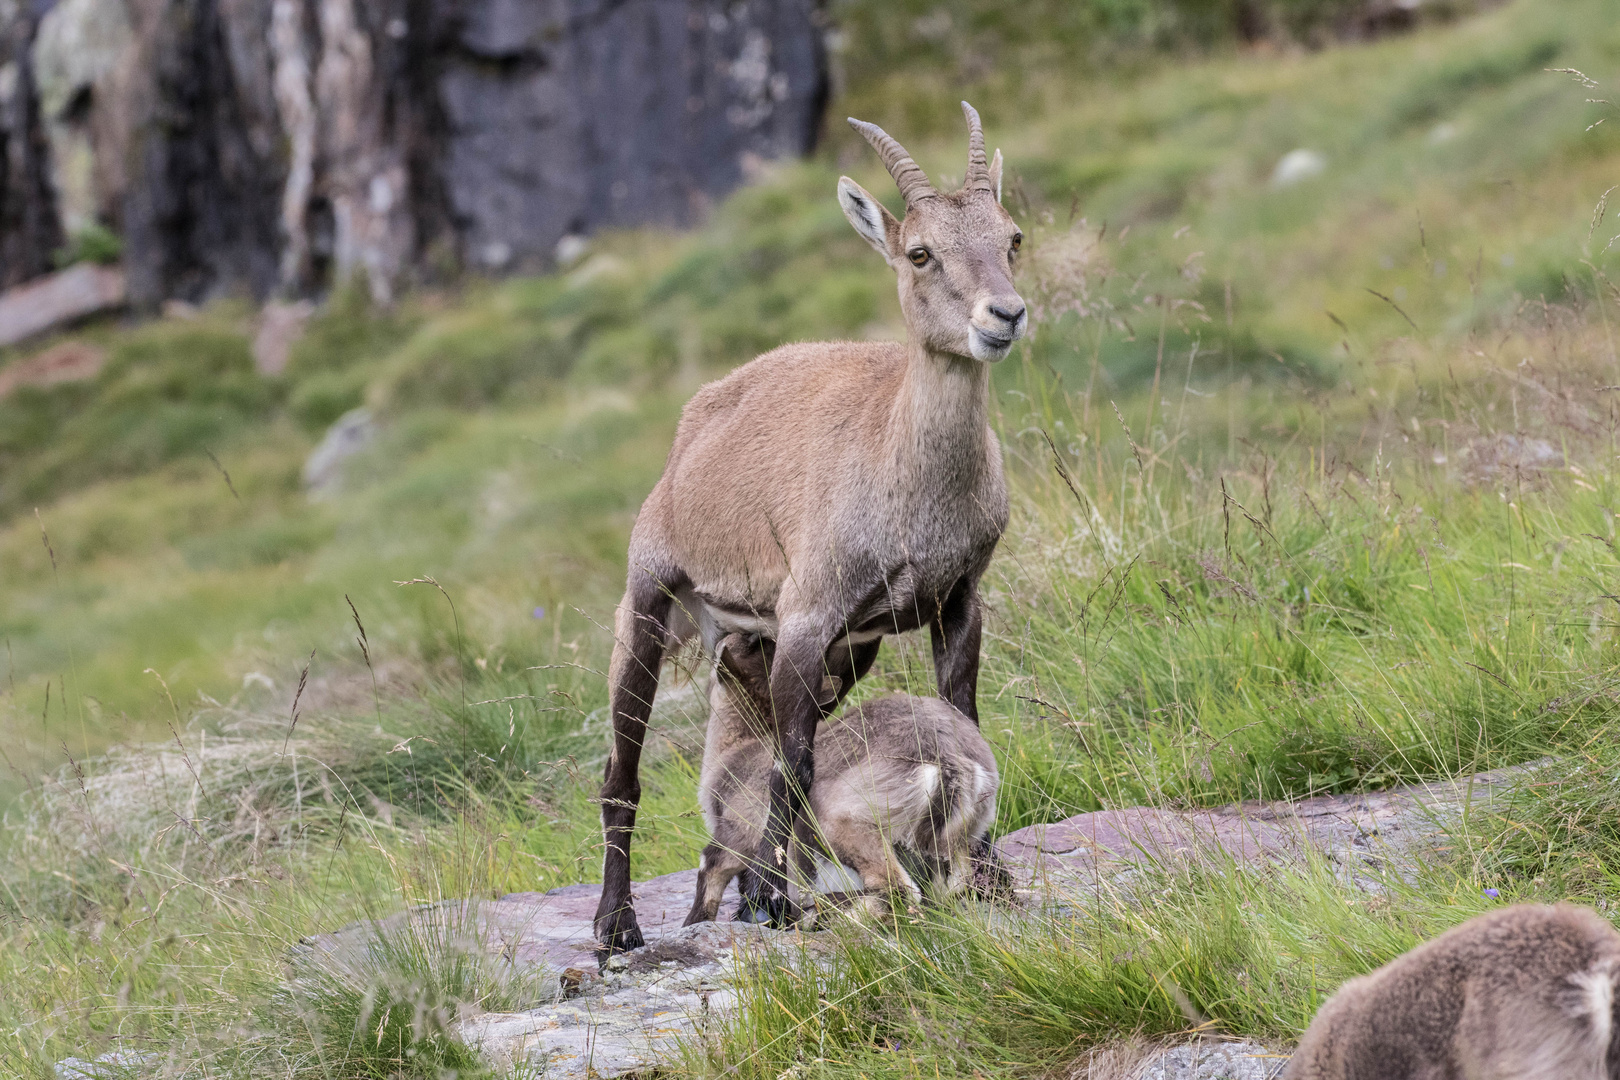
left=594, top=102, right=1024, bottom=952
left=1284, top=903, right=1620, bottom=1080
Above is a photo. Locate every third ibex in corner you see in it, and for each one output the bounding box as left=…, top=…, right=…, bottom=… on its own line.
left=1285, top=903, right=1620, bottom=1080
left=593, top=101, right=1026, bottom=953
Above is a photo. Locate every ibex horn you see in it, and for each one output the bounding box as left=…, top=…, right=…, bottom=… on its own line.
left=848, top=117, right=936, bottom=204
left=962, top=101, right=993, bottom=195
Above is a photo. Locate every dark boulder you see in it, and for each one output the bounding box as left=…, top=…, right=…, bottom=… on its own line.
left=433, top=0, right=827, bottom=273
left=0, top=0, right=827, bottom=308
left=121, top=0, right=286, bottom=306
left=0, top=3, right=65, bottom=289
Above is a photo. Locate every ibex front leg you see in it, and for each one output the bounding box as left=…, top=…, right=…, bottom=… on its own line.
left=931, top=576, right=984, bottom=724
left=753, top=624, right=835, bottom=928
left=593, top=568, right=679, bottom=955
left=735, top=635, right=879, bottom=923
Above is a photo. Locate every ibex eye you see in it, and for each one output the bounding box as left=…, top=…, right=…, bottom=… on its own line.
left=908, top=248, right=929, bottom=267
left=1010, top=233, right=1022, bottom=253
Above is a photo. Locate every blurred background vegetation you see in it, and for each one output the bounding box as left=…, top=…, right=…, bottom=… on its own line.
left=6, top=0, right=1620, bottom=1073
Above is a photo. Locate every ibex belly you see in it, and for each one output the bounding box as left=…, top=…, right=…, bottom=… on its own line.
left=680, top=570, right=949, bottom=657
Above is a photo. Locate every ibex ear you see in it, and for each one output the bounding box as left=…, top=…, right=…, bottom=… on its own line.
left=838, top=176, right=900, bottom=259
left=989, top=149, right=1003, bottom=204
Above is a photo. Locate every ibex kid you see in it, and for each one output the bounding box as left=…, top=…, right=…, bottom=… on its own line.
left=1284, top=903, right=1620, bottom=1080
left=685, top=632, right=1000, bottom=925
left=595, top=102, right=1025, bottom=951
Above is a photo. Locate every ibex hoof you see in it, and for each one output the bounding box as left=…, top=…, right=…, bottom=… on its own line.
left=765, top=900, right=802, bottom=929
left=732, top=897, right=774, bottom=924
left=593, top=908, right=646, bottom=962
left=969, top=840, right=1016, bottom=902
left=745, top=891, right=801, bottom=929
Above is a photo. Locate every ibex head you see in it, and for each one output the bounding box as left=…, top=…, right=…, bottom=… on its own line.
left=839, top=102, right=1026, bottom=363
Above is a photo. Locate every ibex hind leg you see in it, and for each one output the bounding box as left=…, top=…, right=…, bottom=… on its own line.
left=824, top=813, right=924, bottom=924
left=684, top=842, right=746, bottom=926
left=593, top=567, right=682, bottom=955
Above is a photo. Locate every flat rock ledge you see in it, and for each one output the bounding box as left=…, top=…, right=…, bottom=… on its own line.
left=1135, top=1039, right=1289, bottom=1079
left=287, top=769, right=1522, bottom=1078
left=1002, top=765, right=1522, bottom=899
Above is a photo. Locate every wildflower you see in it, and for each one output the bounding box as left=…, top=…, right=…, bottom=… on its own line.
left=1483, top=888, right=1500, bottom=899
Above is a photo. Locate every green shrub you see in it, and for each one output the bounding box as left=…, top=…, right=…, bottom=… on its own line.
left=53, top=222, right=123, bottom=268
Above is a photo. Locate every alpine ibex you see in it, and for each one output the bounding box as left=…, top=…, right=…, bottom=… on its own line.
left=1284, top=903, right=1620, bottom=1080
left=685, top=633, right=1000, bottom=925
left=594, top=102, right=1024, bottom=952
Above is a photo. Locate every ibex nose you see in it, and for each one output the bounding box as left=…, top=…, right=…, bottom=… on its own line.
left=990, top=300, right=1026, bottom=326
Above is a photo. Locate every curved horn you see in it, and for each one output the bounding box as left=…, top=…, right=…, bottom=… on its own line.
left=847, top=117, right=936, bottom=204
left=962, top=101, right=993, bottom=194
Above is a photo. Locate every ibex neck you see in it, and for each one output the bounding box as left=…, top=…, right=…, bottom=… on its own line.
left=892, top=342, right=992, bottom=476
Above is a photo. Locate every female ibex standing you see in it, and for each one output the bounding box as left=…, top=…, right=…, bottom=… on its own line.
left=594, top=103, right=1025, bottom=953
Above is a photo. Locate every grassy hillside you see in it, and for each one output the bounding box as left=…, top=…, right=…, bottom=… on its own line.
left=6, top=0, right=1620, bottom=1073
left=5, top=0, right=1616, bottom=771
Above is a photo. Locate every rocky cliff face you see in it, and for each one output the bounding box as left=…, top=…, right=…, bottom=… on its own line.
left=0, top=2, right=65, bottom=290
left=2, top=0, right=826, bottom=305
left=437, top=0, right=825, bottom=276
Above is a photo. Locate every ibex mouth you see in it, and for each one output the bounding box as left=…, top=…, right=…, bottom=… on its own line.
left=969, top=325, right=1017, bottom=362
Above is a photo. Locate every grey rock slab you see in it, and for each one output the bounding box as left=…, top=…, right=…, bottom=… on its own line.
left=302, top=769, right=1531, bottom=1077
left=1136, top=1040, right=1288, bottom=1080
left=0, top=263, right=124, bottom=346
left=997, top=765, right=1529, bottom=896
left=1213, top=764, right=1526, bottom=879
left=303, top=868, right=745, bottom=983
left=306, top=869, right=808, bottom=1079
left=997, top=806, right=1300, bottom=896
left=53, top=1050, right=153, bottom=1079
left=460, top=919, right=788, bottom=1077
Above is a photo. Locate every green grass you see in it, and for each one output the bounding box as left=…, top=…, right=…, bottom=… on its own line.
left=7, top=0, right=1620, bottom=1073
left=694, top=858, right=1506, bottom=1080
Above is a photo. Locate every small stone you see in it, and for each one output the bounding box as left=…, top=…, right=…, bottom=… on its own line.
left=302, top=408, right=376, bottom=496
left=1270, top=149, right=1326, bottom=188
left=253, top=298, right=315, bottom=376
left=54, top=1049, right=154, bottom=1079
left=561, top=966, right=585, bottom=998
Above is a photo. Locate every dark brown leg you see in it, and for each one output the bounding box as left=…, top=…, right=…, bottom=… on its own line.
left=735, top=635, right=879, bottom=920
left=593, top=567, right=679, bottom=955
left=930, top=576, right=983, bottom=724
left=753, top=628, right=834, bottom=927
